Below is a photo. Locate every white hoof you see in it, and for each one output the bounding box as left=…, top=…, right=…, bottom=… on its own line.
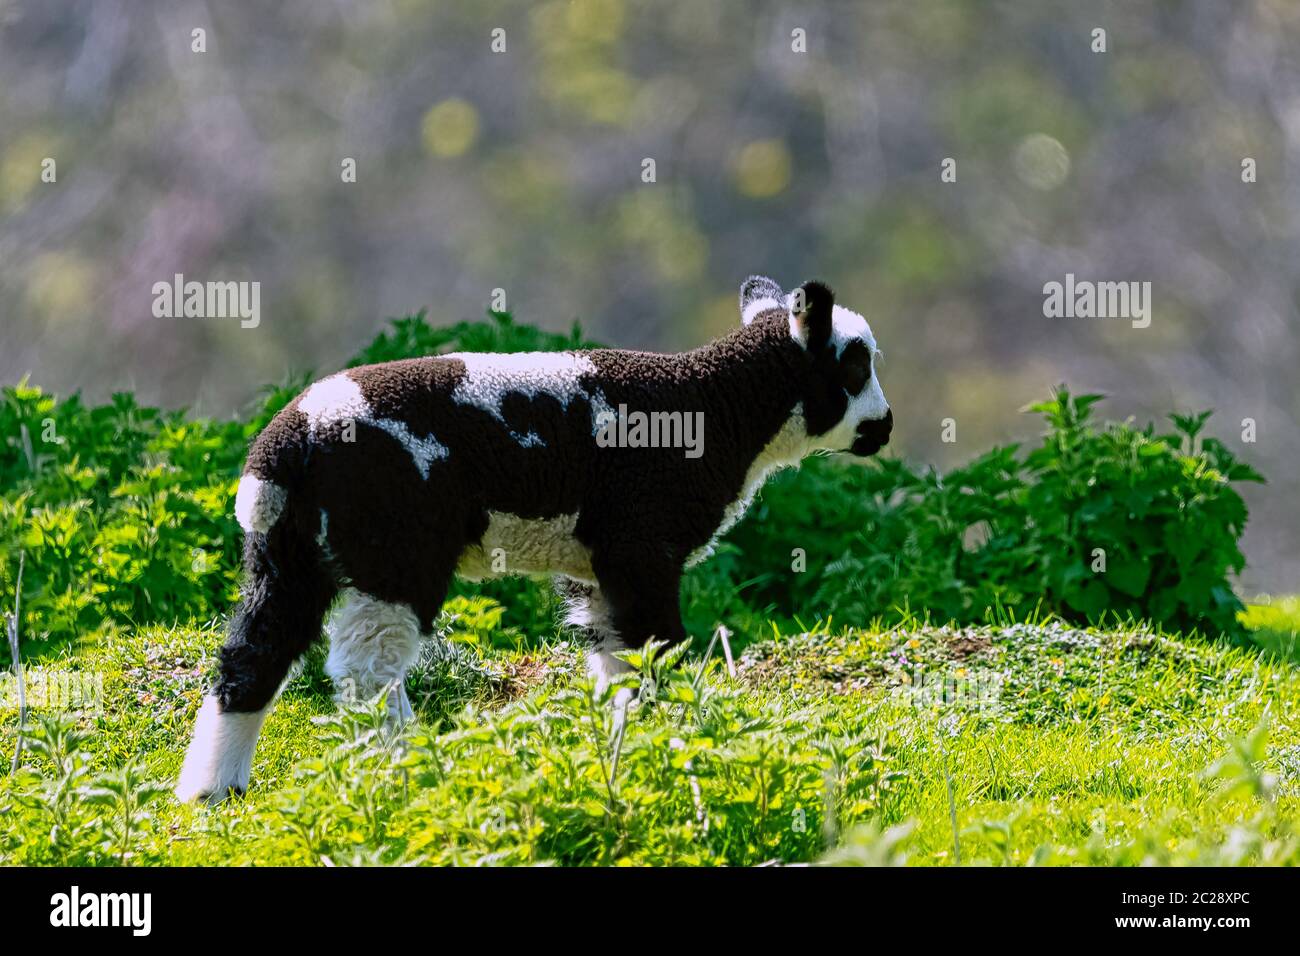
left=386, top=683, right=415, bottom=725
left=588, top=646, right=633, bottom=695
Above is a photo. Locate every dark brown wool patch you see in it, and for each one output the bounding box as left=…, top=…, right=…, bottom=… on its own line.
left=245, top=318, right=815, bottom=629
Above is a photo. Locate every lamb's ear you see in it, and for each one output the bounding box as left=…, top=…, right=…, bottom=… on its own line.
left=739, top=275, right=784, bottom=325
left=790, top=280, right=834, bottom=350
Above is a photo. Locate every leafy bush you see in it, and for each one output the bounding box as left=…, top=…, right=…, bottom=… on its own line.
left=346, top=308, right=598, bottom=369
left=0, top=385, right=250, bottom=657
left=1, top=714, right=172, bottom=865
left=723, top=388, right=1263, bottom=639
left=0, top=312, right=1263, bottom=661
left=0, top=313, right=590, bottom=660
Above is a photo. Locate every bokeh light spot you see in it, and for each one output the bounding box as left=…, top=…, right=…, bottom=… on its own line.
left=734, top=139, right=792, bottom=198
left=422, top=98, right=480, bottom=158
left=1013, top=133, right=1070, bottom=190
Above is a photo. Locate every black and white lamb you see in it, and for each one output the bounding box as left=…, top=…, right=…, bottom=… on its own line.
left=177, top=277, right=893, bottom=802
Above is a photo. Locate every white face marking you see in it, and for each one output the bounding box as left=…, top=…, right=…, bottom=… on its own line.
left=234, top=473, right=287, bottom=534
left=175, top=695, right=270, bottom=803
left=802, top=303, right=890, bottom=452
left=455, top=511, right=595, bottom=581
left=758, top=290, right=892, bottom=453
left=299, top=372, right=449, bottom=477
left=830, top=303, right=888, bottom=418
left=444, top=351, right=613, bottom=444
left=829, top=303, right=877, bottom=354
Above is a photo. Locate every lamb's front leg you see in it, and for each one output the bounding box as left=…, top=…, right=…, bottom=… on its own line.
left=589, top=557, right=688, bottom=693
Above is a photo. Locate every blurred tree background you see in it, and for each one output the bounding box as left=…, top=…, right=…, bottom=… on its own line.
left=0, top=0, right=1296, bottom=592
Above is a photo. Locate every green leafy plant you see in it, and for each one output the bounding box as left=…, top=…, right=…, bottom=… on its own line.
left=0, top=385, right=248, bottom=658
left=2, top=714, right=169, bottom=865
left=721, top=387, right=1262, bottom=641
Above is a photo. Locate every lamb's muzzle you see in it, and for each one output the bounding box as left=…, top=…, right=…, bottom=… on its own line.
left=851, top=407, right=893, bottom=457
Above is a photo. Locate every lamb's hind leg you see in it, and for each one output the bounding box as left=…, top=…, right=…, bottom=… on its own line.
left=325, top=587, right=427, bottom=723
left=557, top=576, right=635, bottom=693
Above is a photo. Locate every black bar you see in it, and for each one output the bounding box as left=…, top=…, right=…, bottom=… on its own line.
left=0, top=866, right=1283, bottom=943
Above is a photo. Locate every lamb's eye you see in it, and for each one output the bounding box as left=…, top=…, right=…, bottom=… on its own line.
left=840, top=342, right=871, bottom=396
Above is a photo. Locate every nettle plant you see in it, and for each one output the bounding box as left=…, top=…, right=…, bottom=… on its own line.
left=725, top=388, right=1262, bottom=639
left=0, top=385, right=248, bottom=656
left=190, top=646, right=902, bottom=866
left=1022, top=394, right=1260, bottom=634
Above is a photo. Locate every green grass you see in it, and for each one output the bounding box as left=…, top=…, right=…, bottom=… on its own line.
left=1241, top=595, right=1300, bottom=662
left=2, top=601, right=1297, bottom=866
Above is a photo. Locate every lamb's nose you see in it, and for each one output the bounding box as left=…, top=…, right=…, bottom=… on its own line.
left=863, top=407, right=892, bottom=435
left=855, top=407, right=893, bottom=446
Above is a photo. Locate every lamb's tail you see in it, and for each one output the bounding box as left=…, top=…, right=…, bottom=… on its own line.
left=233, top=472, right=289, bottom=534
left=233, top=403, right=312, bottom=536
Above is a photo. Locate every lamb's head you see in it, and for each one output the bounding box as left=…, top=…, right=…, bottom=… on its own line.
left=740, top=276, right=893, bottom=458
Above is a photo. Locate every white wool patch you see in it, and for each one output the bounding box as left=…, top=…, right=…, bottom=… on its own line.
left=562, top=582, right=615, bottom=633
left=455, top=511, right=595, bottom=581
left=325, top=588, right=422, bottom=723
left=175, top=695, right=270, bottom=803
left=299, top=371, right=450, bottom=477
left=687, top=407, right=814, bottom=567
left=299, top=372, right=370, bottom=433
left=234, top=473, right=287, bottom=534
left=445, top=351, right=613, bottom=444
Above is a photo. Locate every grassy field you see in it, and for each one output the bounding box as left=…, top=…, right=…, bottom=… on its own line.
left=2, top=599, right=1297, bottom=866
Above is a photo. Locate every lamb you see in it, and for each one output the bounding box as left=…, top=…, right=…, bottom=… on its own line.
left=176, top=277, right=893, bottom=802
